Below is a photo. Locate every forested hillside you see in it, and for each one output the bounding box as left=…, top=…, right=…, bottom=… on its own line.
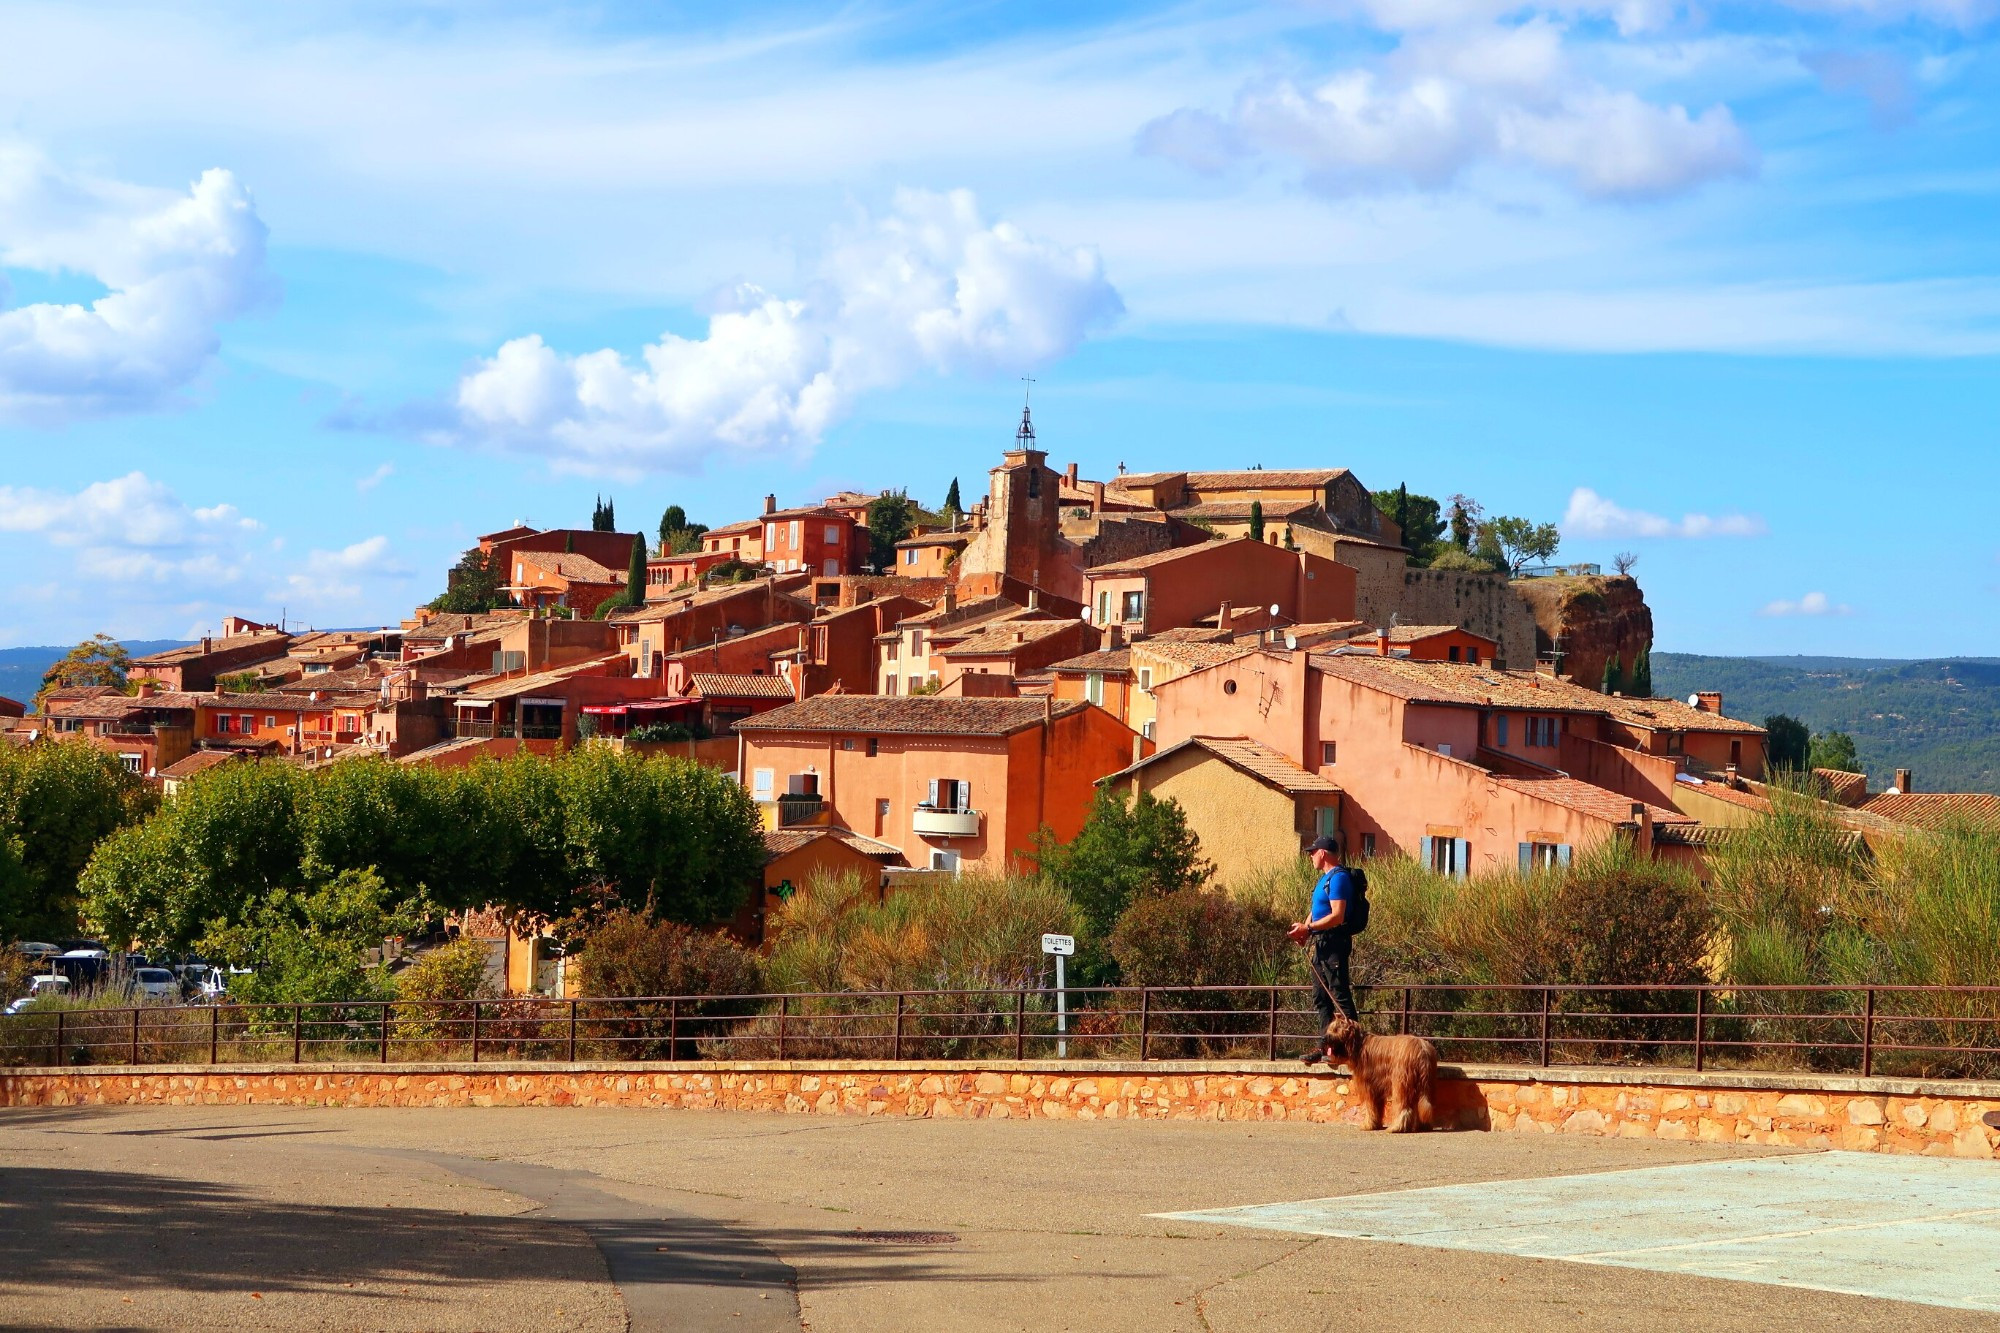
left=1654, top=654, right=2000, bottom=794
left=0, top=642, right=188, bottom=708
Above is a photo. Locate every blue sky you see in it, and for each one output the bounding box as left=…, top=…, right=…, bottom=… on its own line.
left=0, top=0, right=1994, bottom=653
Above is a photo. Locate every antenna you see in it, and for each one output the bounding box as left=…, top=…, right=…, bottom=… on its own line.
left=1022, top=374, right=1034, bottom=408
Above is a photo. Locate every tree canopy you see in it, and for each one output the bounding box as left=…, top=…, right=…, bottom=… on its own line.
left=0, top=740, right=155, bottom=943
left=658, top=505, right=709, bottom=555
left=1764, top=714, right=1811, bottom=771
left=1809, top=729, right=1863, bottom=775
left=1030, top=788, right=1212, bottom=982
left=427, top=547, right=506, bottom=614
left=592, top=496, right=617, bottom=532
left=1481, top=516, right=1562, bottom=575
left=865, top=492, right=923, bottom=571
left=1371, top=486, right=1446, bottom=565
left=36, top=634, right=132, bottom=710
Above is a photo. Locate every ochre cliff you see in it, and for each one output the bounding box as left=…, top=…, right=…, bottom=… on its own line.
left=1512, top=574, right=1653, bottom=692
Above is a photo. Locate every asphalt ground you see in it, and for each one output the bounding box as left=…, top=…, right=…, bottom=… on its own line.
left=5, top=1104, right=2000, bottom=1331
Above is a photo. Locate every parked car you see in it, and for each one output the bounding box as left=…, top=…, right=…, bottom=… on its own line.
left=5, top=974, right=70, bottom=1014
left=130, top=968, right=179, bottom=1002
left=13, top=941, right=61, bottom=962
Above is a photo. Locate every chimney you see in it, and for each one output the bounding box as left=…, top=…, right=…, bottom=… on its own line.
left=1695, top=690, right=1723, bottom=715
left=1725, top=762, right=1739, bottom=785
left=1066, top=462, right=1079, bottom=488
left=1027, top=588, right=1039, bottom=611
left=1218, top=600, right=1231, bottom=633
left=134, top=681, right=154, bottom=699
left=1895, top=767, right=1913, bottom=794
left=201, top=636, right=212, bottom=654
left=941, top=588, right=957, bottom=614
left=1014, top=628, right=1027, bottom=645
left=763, top=494, right=777, bottom=515
left=1377, top=627, right=1391, bottom=656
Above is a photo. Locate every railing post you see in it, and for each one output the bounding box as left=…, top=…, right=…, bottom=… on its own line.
left=380, top=1002, right=391, bottom=1063
left=1266, top=987, right=1279, bottom=1060
left=1693, top=988, right=1706, bottom=1072
left=53, top=1009, right=64, bottom=1067
left=1138, top=988, right=1151, bottom=1062
left=292, top=1004, right=303, bottom=1064
left=777, top=994, right=789, bottom=1061
left=130, top=1006, right=141, bottom=1066
left=209, top=1004, right=219, bottom=1065
left=470, top=1000, right=482, bottom=1064
left=1862, top=987, right=1876, bottom=1078
left=1399, top=987, right=1411, bottom=1036
left=567, top=999, right=578, bottom=1062
left=1014, top=988, right=1026, bottom=1061
left=893, top=993, right=905, bottom=1061
left=669, top=997, right=680, bottom=1060
left=1538, top=987, right=1551, bottom=1069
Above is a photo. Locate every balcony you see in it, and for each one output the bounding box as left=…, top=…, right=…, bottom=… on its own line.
left=775, top=794, right=826, bottom=828
left=912, top=805, right=980, bottom=837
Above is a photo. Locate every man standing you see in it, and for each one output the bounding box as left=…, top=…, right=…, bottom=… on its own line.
left=1289, top=835, right=1359, bottom=1066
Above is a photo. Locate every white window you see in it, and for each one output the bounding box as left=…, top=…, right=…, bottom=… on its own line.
left=1361, top=833, right=1377, bottom=858
left=1494, top=714, right=1510, bottom=747
left=1320, top=741, right=1336, bottom=766
left=265, top=716, right=276, bottom=728
left=1095, top=591, right=1109, bottom=624
left=1437, top=743, right=1452, bottom=758
left=1424, top=836, right=1470, bottom=878
left=926, top=778, right=971, bottom=812
left=929, top=849, right=961, bottom=872
left=1085, top=672, right=1104, bottom=705
left=789, top=519, right=801, bottom=548
left=752, top=768, right=774, bottom=799
left=825, top=524, right=840, bottom=544
left=884, top=675, right=899, bottom=695
left=119, top=754, right=143, bottom=774
left=907, top=675, right=922, bottom=693
left=1121, top=590, right=1144, bottom=622
left=1141, top=720, right=1156, bottom=741
left=239, top=714, right=254, bottom=732
left=823, top=559, right=840, bottom=577
left=766, top=523, right=779, bottom=548
left=214, top=714, right=233, bottom=734
left=1137, top=667, right=1152, bottom=691
left=905, top=549, right=917, bottom=566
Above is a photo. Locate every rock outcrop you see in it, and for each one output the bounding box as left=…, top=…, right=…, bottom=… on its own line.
left=1512, top=574, right=1653, bottom=692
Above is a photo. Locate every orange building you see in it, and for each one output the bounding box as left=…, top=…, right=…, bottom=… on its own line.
left=1047, top=649, right=1137, bottom=726
left=894, top=531, right=972, bottom=578
left=644, top=550, right=732, bottom=598
left=1147, top=650, right=1764, bottom=876
left=735, top=696, right=1147, bottom=873
left=762, top=503, right=860, bottom=576
left=1082, top=538, right=1357, bottom=638
left=193, top=691, right=370, bottom=754
left=1316, top=624, right=1502, bottom=665
left=505, top=549, right=629, bottom=617
left=934, top=618, right=1093, bottom=693
left=699, top=518, right=765, bottom=564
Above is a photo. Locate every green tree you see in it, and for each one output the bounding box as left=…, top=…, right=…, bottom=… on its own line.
left=1764, top=714, right=1811, bottom=771
left=1371, top=486, right=1446, bottom=564
left=1629, top=646, right=1653, bottom=698
left=216, top=669, right=263, bottom=694
left=1447, top=494, right=1482, bottom=550
left=200, top=867, right=423, bottom=1006
left=1247, top=500, right=1265, bottom=543
left=563, top=531, right=574, bottom=554
left=35, top=634, right=133, bottom=710
left=1601, top=655, right=1623, bottom=694
left=427, top=546, right=506, bottom=614
left=1809, top=729, right=1862, bottom=774
left=0, top=740, right=153, bottom=942
left=866, top=492, right=920, bottom=571
left=591, top=495, right=618, bottom=532
left=623, top=536, right=647, bottom=609
left=1030, top=788, right=1212, bottom=980
left=1483, top=516, right=1561, bottom=575
left=658, top=505, right=709, bottom=555
left=942, top=478, right=963, bottom=518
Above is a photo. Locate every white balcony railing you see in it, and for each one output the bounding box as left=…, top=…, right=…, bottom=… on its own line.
left=912, top=806, right=980, bottom=837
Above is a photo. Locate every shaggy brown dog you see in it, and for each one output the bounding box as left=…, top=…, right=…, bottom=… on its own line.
left=1324, top=1014, right=1437, bottom=1132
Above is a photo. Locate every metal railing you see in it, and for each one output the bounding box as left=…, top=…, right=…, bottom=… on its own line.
left=4, top=983, right=1999, bottom=1078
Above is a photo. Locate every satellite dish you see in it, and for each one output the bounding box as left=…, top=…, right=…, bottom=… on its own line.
left=1269, top=604, right=1281, bottom=616
left=1688, top=694, right=1701, bottom=707
left=1285, top=633, right=1298, bottom=650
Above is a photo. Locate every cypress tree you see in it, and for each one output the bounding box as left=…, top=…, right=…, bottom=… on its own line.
left=603, top=497, right=616, bottom=532
left=591, top=496, right=602, bottom=531
left=624, top=537, right=647, bottom=607
left=1393, top=483, right=1409, bottom=544
left=1630, top=646, right=1653, bottom=698
left=1248, top=500, right=1265, bottom=543
left=943, top=478, right=962, bottom=515
left=563, top=532, right=574, bottom=554
left=1601, top=655, right=1623, bottom=695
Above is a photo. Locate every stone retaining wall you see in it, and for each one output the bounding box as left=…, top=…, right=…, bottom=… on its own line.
left=3, top=1061, right=1996, bottom=1159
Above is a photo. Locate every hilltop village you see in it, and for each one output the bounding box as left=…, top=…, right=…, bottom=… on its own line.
left=18, top=410, right=1973, bottom=912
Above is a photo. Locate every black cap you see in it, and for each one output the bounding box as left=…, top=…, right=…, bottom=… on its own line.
left=1306, top=836, right=1340, bottom=856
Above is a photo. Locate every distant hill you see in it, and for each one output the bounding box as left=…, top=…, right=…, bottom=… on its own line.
left=1654, top=653, right=2000, bottom=795
left=0, top=642, right=190, bottom=710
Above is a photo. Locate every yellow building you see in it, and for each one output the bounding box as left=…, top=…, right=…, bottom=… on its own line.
left=1101, top=735, right=1340, bottom=888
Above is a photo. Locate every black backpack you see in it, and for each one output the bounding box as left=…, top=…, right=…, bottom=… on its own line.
left=1344, top=865, right=1371, bottom=935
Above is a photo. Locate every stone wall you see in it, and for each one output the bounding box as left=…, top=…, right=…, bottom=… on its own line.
left=4, top=1060, right=1995, bottom=1158
left=1397, top=569, right=1539, bottom=670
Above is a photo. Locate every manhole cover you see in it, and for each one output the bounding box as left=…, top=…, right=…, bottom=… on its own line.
left=853, top=1230, right=959, bottom=1245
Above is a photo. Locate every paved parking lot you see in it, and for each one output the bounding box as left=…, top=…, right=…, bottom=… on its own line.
left=5, top=1104, right=2000, bottom=1330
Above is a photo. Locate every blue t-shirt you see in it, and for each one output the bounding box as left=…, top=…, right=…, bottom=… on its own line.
left=1310, top=867, right=1356, bottom=929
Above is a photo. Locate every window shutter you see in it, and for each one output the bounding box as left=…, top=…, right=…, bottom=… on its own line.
left=1420, top=836, right=1433, bottom=870
left=1519, top=842, right=1532, bottom=874
left=1454, top=839, right=1471, bottom=879
left=1557, top=844, right=1573, bottom=867
left=961, top=780, right=972, bottom=812
left=927, top=778, right=940, bottom=809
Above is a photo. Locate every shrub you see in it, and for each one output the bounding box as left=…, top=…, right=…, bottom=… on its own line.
left=392, top=937, right=495, bottom=1047
left=1030, top=788, right=1211, bottom=982
left=199, top=867, right=421, bottom=1011
left=1108, top=887, right=1298, bottom=1056
left=575, top=910, right=763, bottom=1058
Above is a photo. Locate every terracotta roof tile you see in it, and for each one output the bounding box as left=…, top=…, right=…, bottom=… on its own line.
left=1048, top=650, right=1132, bottom=674
left=738, top=695, right=1089, bottom=737
left=456, top=654, right=627, bottom=700
left=938, top=619, right=1080, bottom=658
left=1114, top=468, right=1350, bottom=490
left=1105, top=735, right=1339, bottom=795
left=158, top=750, right=247, bottom=780
left=1083, top=538, right=1251, bottom=577
left=689, top=673, right=797, bottom=700
left=1134, top=639, right=1254, bottom=670
left=1309, top=655, right=1765, bottom=734
left=515, top=551, right=623, bottom=584
left=1861, top=792, right=2000, bottom=830
left=762, top=827, right=906, bottom=863
left=131, top=631, right=289, bottom=666
left=1489, top=771, right=1693, bottom=826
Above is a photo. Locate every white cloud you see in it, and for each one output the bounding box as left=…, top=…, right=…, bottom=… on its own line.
left=1142, top=19, right=1754, bottom=201
left=281, top=535, right=406, bottom=605
left=0, top=146, right=272, bottom=421
left=1761, top=591, right=1852, bottom=616
left=355, top=462, right=394, bottom=493
left=0, top=471, right=261, bottom=584
left=445, top=188, right=1122, bottom=474
left=1562, top=487, right=1767, bottom=538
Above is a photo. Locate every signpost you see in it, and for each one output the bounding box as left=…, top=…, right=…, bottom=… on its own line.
left=1042, top=933, right=1075, bottom=1058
